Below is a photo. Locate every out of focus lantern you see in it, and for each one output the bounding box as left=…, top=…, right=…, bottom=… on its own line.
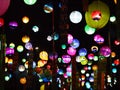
left=99, top=46, right=111, bottom=57
left=0, top=0, right=11, bottom=16
left=9, top=21, right=18, bottom=29
left=0, top=18, right=4, bottom=27
left=62, top=54, right=71, bottom=63
left=78, top=48, right=87, bottom=56
left=39, top=51, right=48, bottom=60
left=67, top=47, right=76, bottom=56
left=70, top=38, right=80, bottom=48
left=94, top=34, right=104, bottom=44
left=22, top=35, right=30, bottom=43
left=20, top=77, right=26, bottom=84
left=85, top=1, right=110, bottom=29
left=24, top=0, right=37, bottom=5
left=22, top=16, right=29, bottom=24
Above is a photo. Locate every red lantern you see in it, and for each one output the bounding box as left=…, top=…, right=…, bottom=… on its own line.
left=0, top=18, right=4, bottom=27
left=0, top=0, right=11, bottom=16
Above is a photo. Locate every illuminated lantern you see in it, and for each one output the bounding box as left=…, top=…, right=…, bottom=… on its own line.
left=78, top=48, right=87, bottom=56
left=6, top=47, right=14, bottom=55
left=49, top=52, right=58, bottom=60
left=32, top=25, right=39, bottom=32
left=111, top=52, right=116, bottom=58
left=9, top=42, right=15, bottom=48
left=18, top=65, right=25, bottom=72
left=114, top=59, right=119, bottom=66
left=53, top=33, right=59, bottom=41
left=84, top=24, right=96, bottom=35
left=87, top=53, right=94, bottom=60
left=92, top=65, right=98, bottom=71
left=0, top=18, right=4, bottom=27
left=94, top=34, right=104, bottom=44
left=22, top=35, right=30, bottom=43
left=69, top=11, right=82, bottom=24
left=37, top=60, right=46, bottom=67
left=62, top=54, right=71, bottom=63
left=70, top=38, right=80, bottom=48
left=91, top=46, right=98, bottom=53
left=0, top=0, right=10, bottom=16
left=67, top=34, right=73, bottom=44
left=85, top=1, right=110, bottom=29
left=20, top=77, right=27, bottom=84
left=81, top=58, right=88, bottom=65
left=44, top=3, right=53, bottom=13
left=25, top=42, right=33, bottom=50
left=112, top=68, right=117, bottom=73
left=24, top=0, right=37, bottom=5
left=9, top=21, right=18, bottom=29
left=17, top=45, right=24, bottom=52
left=57, top=69, right=64, bottom=75
left=39, top=51, right=48, bottom=60
left=22, top=16, right=29, bottom=24
left=67, top=47, right=76, bottom=56
left=8, top=58, right=13, bottom=65
left=100, top=46, right=111, bottom=57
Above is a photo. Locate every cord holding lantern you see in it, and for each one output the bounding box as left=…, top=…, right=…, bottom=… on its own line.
left=85, top=0, right=110, bottom=29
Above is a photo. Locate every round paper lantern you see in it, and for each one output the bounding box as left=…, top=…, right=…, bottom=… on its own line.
left=91, top=46, right=98, bottom=53
left=69, top=11, right=82, bottom=24
left=22, top=35, right=30, bottom=43
left=62, top=54, right=71, bottom=63
left=18, top=65, right=25, bottom=72
left=9, top=21, right=18, bottom=29
left=24, top=0, right=37, bottom=5
left=17, top=45, right=24, bottom=52
left=39, top=51, right=48, bottom=60
left=84, top=24, right=96, bottom=35
left=25, top=42, right=33, bottom=50
left=0, top=18, right=4, bottom=27
left=100, top=46, right=111, bottom=57
left=67, top=47, right=76, bottom=56
left=70, top=38, right=80, bottom=48
left=78, top=48, right=87, bottom=56
left=0, top=0, right=11, bottom=16
left=67, top=34, right=73, bottom=44
left=85, top=1, right=110, bottom=29
left=94, top=34, right=104, bottom=44
left=22, top=16, right=29, bottom=24
left=44, top=3, right=53, bottom=13
left=6, top=47, right=14, bottom=55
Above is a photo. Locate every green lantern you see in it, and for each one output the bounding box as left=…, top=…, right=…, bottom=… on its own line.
left=85, top=0, right=110, bottom=29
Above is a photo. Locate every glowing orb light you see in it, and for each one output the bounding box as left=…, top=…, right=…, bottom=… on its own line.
left=94, top=34, right=104, bottom=44
left=37, top=60, right=46, bottom=67
left=84, top=24, right=96, bottom=35
left=62, top=54, right=71, bottom=63
left=69, top=11, right=82, bottom=24
left=18, top=65, right=25, bottom=72
left=67, top=47, right=76, bottom=56
left=9, top=21, right=18, bottom=29
left=0, top=18, right=4, bottom=27
left=112, top=68, right=117, bottom=73
left=110, top=16, right=116, bottom=22
left=53, top=33, right=59, bottom=40
left=61, top=44, right=67, bottom=49
left=114, top=59, right=119, bottom=66
left=70, top=38, right=80, bottom=48
left=22, top=35, right=30, bottom=43
left=24, top=0, right=37, bottom=5
left=47, top=35, right=52, bottom=41
left=100, top=46, right=111, bottom=57
left=5, top=75, right=10, bottom=81
left=9, top=42, right=15, bottom=48
left=87, top=53, right=94, bottom=60
left=6, top=47, right=14, bottom=55
left=39, top=51, right=48, bottom=60
left=32, top=25, right=39, bottom=32
left=25, top=42, right=33, bottom=50
left=17, top=45, right=24, bottom=52
left=111, top=52, right=116, bottom=58
left=67, top=34, right=73, bottom=44
left=19, top=77, right=26, bottom=84
left=22, top=16, right=29, bottom=24
left=92, top=65, right=98, bottom=71
left=78, top=48, right=87, bottom=56
left=81, top=58, right=88, bottom=65
left=44, top=3, right=53, bottom=13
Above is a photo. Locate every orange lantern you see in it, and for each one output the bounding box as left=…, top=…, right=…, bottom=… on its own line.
left=22, top=35, right=30, bottom=43
left=19, top=77, right=27, bottom=84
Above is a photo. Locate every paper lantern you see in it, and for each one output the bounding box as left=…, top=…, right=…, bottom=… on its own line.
left=39, top=51, right=48, bottom=60
left=100, top=46, right=111, bottom=57
left=62, top=54, right=71, bottom=63
left=24, top=0, right=37, bottom=5
left=85, top=1, right=110, bottom=29
left=22, top=35, right=30, bottom=43
left=20, top=77, right=26, bottom=84
left=78, top=48, right=87, bottom=56
left=67, top=47, right=76, bottom=56
left=0, top=18, right=4, bottom=27
left=22, top=16, right=29, bottom=23
left=70, top=38, right=80, bottom=48
left=0, top=0, right=10, bottom=16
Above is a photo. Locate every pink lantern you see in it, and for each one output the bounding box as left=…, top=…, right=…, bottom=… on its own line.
left=100, top=46, right=111, bottom=57
left=0, top=0, right=11, bottom=16
left=6, top=47, right=14, bottom=55
left=67, top=34, right=73, bottom=44
left=94, top=34, right=104, bottom=44
left=62, top=54, right=71, bottom=63
left=67, top=47, right=76, bottom=56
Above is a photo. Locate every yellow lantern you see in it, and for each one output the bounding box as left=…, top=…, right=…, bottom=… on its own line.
left=111, top=52, right=116, bottom=58
left=19, top=77, right=27, bottom=84
left=85, top=0, right=110, bottom=29
left=22, top=16, right=29, bottom=24
left=22, top=35, right=30, bottom=43
left=92, top=65, right=98, bottom=71
left=39, top=51, right=48, bottom=60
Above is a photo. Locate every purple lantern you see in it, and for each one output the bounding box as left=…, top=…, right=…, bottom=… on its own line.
left=67, top=47, right=76, bottom=56
left=94, top=34, right=104, bottom=44
left=100, top=46, right=111, bottom=57
left=6, top=47, right=14, bottom=55
left=67, top=34, right=73, bottom=44
left=9, top=21, right=18, bottom=29
left=62, top=54, right=71, bottom=63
